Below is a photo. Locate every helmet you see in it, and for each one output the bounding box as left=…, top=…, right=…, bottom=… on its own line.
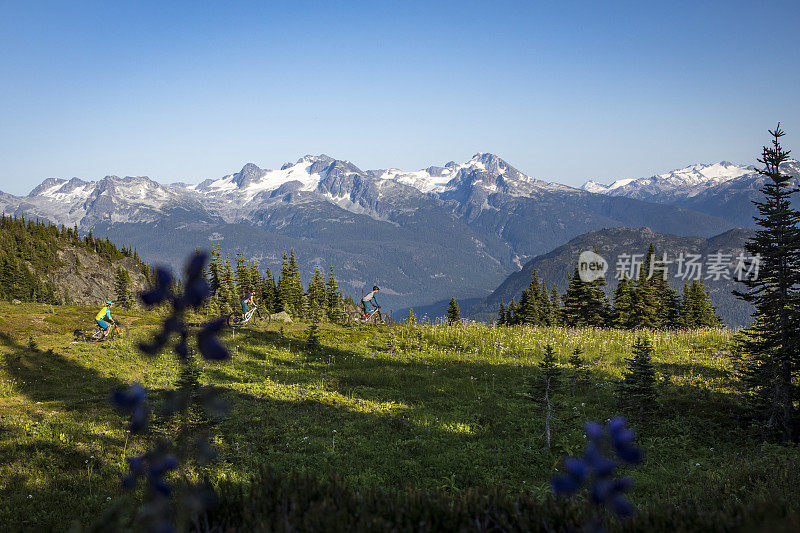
left=106, top=300, right=114, bottom=305
left=373, top=285, right=380, bottom=291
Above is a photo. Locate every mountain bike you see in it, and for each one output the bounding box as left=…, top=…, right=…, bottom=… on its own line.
left=348, top=305, right=389, bottom=326
left=227, top=305, right=270, bottom=328
left=82, top=321, right=129, bottom=342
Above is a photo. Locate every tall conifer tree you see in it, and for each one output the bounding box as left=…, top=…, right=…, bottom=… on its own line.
left=734, top=125, right=800, bottom=441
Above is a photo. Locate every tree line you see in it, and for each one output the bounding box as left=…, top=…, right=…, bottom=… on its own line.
left=498, top=243, right=720, bottom=329
left=203, top=244, right=350, bottom=322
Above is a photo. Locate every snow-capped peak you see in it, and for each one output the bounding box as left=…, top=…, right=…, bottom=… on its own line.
left=581, top=178, right=636, bottom=194
left=653, top=161, right=753, bottom=186
left=582, top=161, right=756, bottom=197
left=194, top=157, right=336, bottom=201
left=370, top=153, right=544, bottom=194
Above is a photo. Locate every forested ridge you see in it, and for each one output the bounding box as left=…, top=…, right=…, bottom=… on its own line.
left=0, top=214, right=148, bottom=304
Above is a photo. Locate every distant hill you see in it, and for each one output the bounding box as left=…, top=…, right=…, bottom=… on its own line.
left=0, top=215, right=148, bottom=306
left=466, top=227, right=757, bottom=328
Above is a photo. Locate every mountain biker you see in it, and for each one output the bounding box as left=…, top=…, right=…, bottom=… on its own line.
left=241, top=291, right=255, bottom=321
left=361, top=286, right=380, bottom=317
left=95, top=301, right=115, bottom=337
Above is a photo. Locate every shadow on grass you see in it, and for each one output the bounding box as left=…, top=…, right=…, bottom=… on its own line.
left=0, top=326, right=757, bottom=529
left=1, top=331, right=129, bottom=410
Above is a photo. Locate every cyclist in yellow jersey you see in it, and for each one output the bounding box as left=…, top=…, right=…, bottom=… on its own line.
left=95, top=301, right=115, bottom=337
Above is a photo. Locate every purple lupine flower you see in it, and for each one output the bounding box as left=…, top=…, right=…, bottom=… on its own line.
left=111, top=252, right=230, bottom=529
left=140, top=267, right=173, bottom=307
left=184, top=252, right=207, bottom=282
left=198, top=318, right=229, bottom=361
left=183, top=277, right=210, bottom=309
left=111, top=383, right=146, bottom=409
left=552, top=417, right=642, bottom=522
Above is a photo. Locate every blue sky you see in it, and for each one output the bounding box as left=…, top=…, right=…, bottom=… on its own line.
left=1, top=0, right=798, bottom=195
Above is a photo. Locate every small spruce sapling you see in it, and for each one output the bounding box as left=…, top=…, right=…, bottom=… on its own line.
left=524, top=344, right=561, bottom=449
left=447, top=297, right=461, bottom=325
left=617, top=337, right=658, bottom=425
left=569, top=346, right=587, bottom=396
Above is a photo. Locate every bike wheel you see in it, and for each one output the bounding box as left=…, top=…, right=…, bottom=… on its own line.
left=227, top=313, right=241, bottom=328
left=113, top=324, right=129, bottom=340
left=83, top=327, right=101, bottom=343
left=252, top=311, right=266, bottom=327
left=348, top=311, right=363, bottom=326
left=378, top=313, right=391, bottom=325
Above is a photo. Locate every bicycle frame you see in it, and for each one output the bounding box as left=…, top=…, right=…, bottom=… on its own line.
left=361, top=306, right=382, bottom=323
left=241, top=306, right=258, bottom=323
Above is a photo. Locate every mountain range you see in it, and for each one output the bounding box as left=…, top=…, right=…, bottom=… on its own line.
left=582, top=160, right=800, bottom=227
left=2, top=152, right=784, bottom=313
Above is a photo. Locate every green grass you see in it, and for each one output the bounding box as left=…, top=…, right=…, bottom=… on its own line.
left=0, top=302, right=797, bottom=530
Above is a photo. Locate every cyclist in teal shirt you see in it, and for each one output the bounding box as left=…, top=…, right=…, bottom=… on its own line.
left=361, top=286, right=380, bottom=317
left=241, top=291, right=255, bottom=321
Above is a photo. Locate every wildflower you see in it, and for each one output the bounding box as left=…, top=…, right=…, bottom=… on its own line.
left=140, top=267, right=172, bottom=307
left=198, top=318, right=229, bottom=361
left=552, top=417, right=642, bottom=521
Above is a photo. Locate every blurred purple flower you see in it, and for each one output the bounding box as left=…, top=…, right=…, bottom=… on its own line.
left=184, top=252, right=208, bottom=282
left=551, top=417, right=642, bottom=521
left=111, top=383, right=146, bottom=410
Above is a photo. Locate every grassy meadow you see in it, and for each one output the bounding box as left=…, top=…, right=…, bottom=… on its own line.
left=1, top=302, right=799, bottom=531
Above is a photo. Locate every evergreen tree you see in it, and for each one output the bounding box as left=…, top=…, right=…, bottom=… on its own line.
left=277, top=249, right=292, bottom=314
left=520, top=270, right=542, bottom=325
left=632, top=245, right=659, bottom=329
left=568, top=347, right=587, bottom=396
left=647, top=244, right=681, bottom=328
left=680, top=281, right=722, bottom=328
left=208, top=244, right=223, bottom=296
left=734, top=125, right=800, bottom=441
left=264, top=266, right=278, bottom=314
left=548, top=285, right=560, bottom=326
left=531, top=344, right=561, bottom=449
left=507, top=300, right=520, bottom=325
left=114, top=267, right=134, bottom=309
left=613, top=276, right=636, bottom=328
left=617, top=337, right=658, bottom=425
left=248, top=261, right=265, bottom=310
left=561, top=267, right=609, bottom=327
left=561, top=268, right=585, bottom=326
left=217, top=254, right=237, bottom=315
left=308, top=264, right=327, bottom=320
left=585, top=271, right=611, bottom=327
left=288, top=248, right=305, bottom=319
left=234, top=249, right=253, bottom=297
left=540, top=280, right=552, bottom=326
left=447, top=297, right=461, bottom=324
left=498, top=300, right=507, bottom=326
left=306, top=321, right=321, bottom=352
left=325, top=260, right=344, bottom=322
